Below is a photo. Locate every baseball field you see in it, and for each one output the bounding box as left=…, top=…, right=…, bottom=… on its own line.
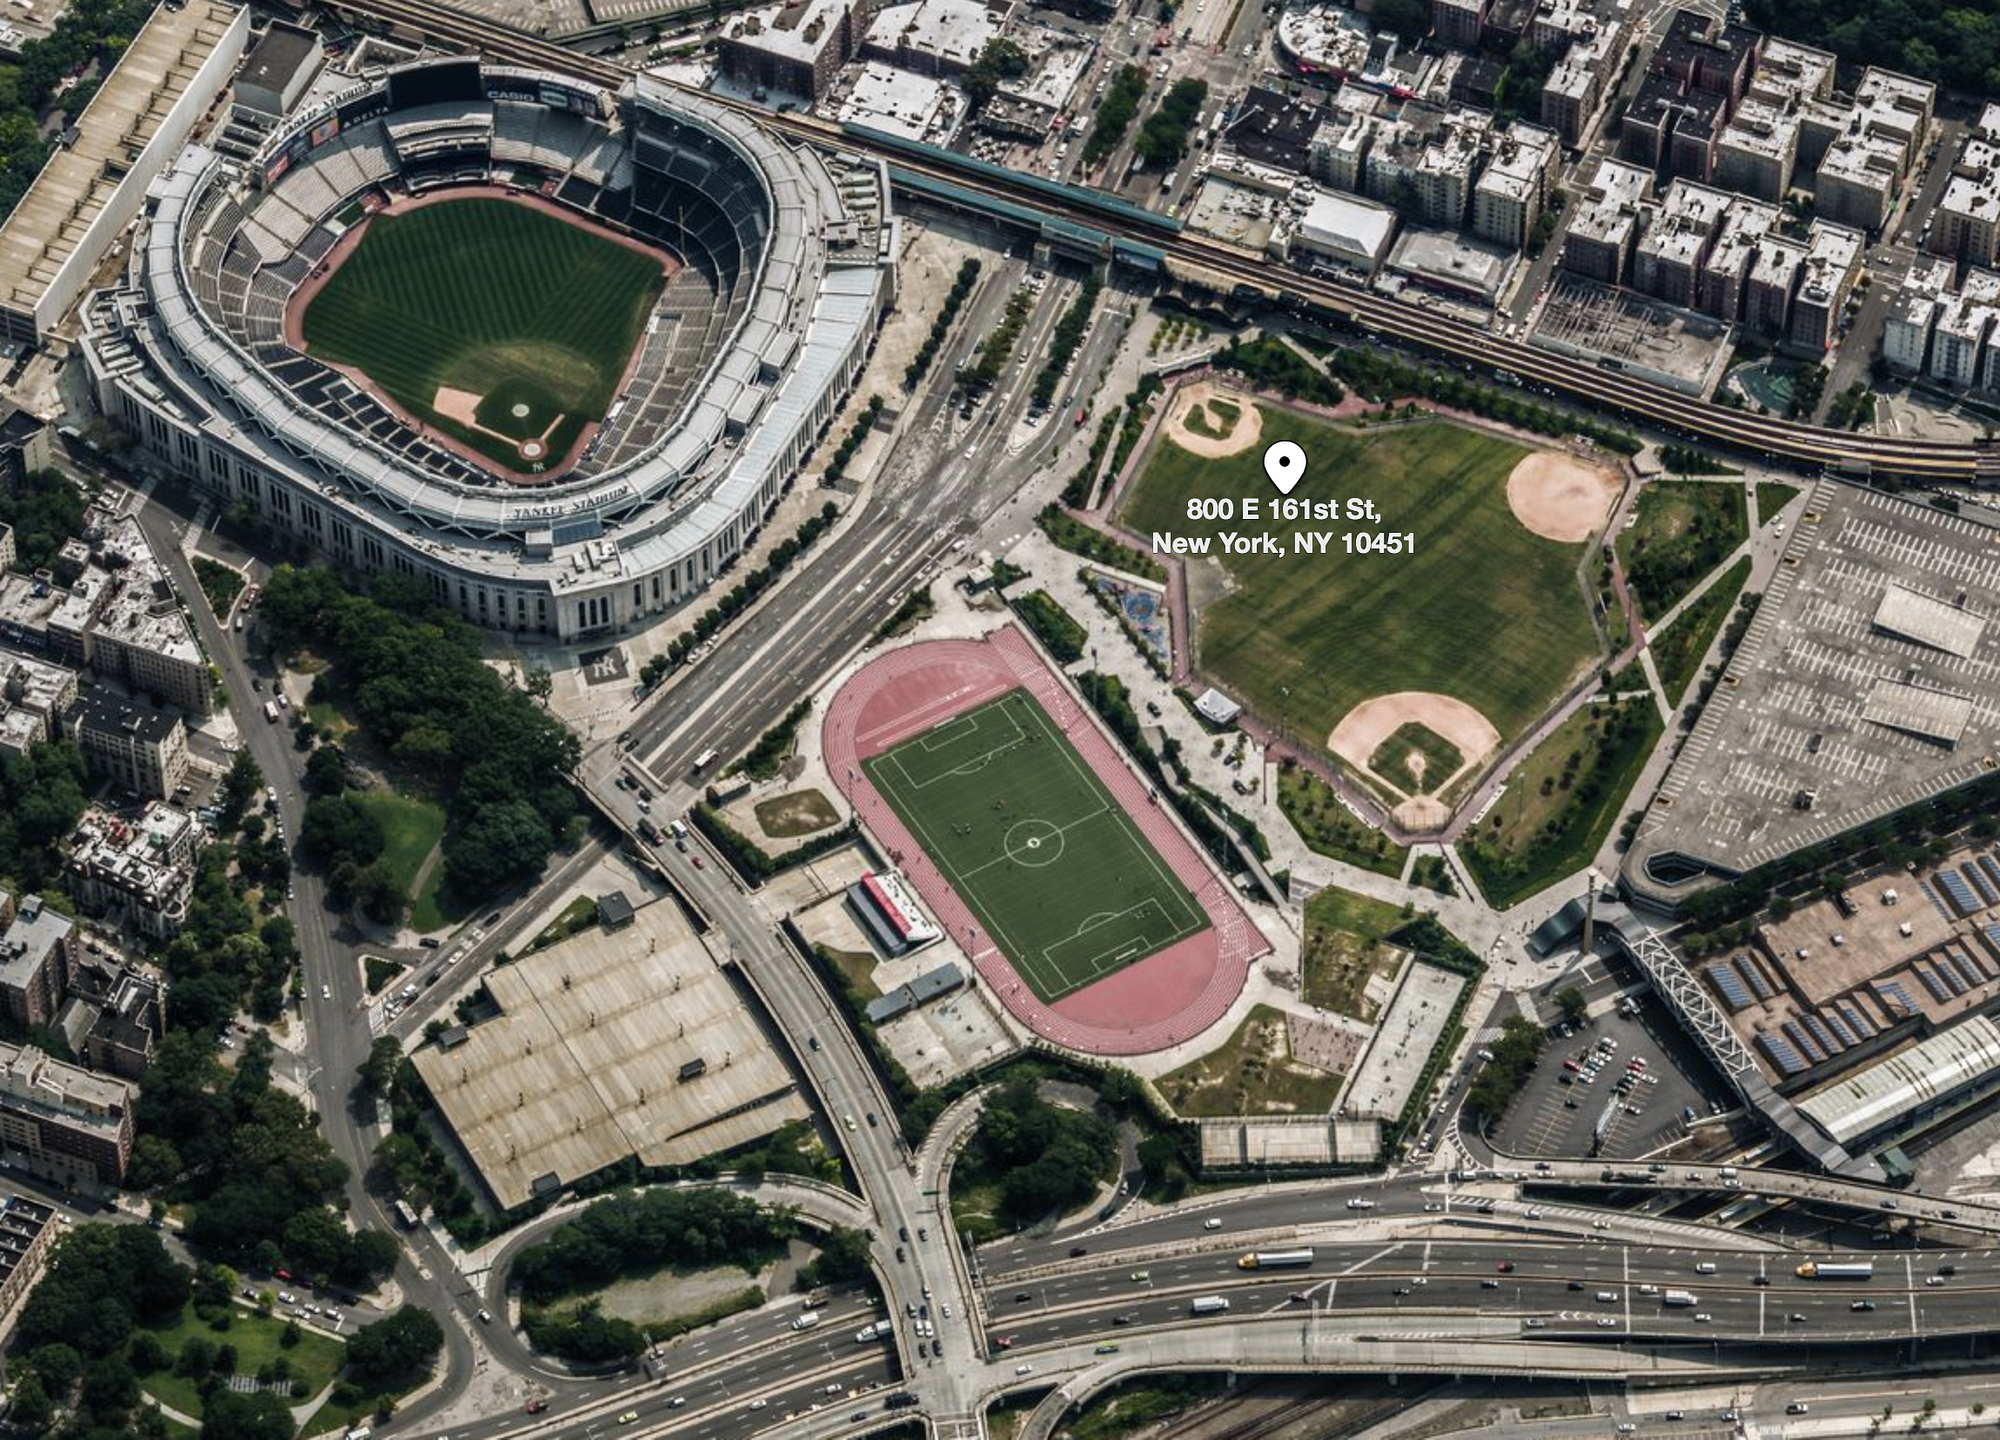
left=862, top=689, right=1209, bottom=1003
left=299, top=198, right=666, bottom=472
left=1120, top=408, right=1603, bottom=759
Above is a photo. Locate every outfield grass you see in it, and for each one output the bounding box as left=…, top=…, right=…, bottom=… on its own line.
left=302, top=198, right=664, bottom=472
left=1300, top=886, right=1412, bottom=1021
left=1121, top=413, right=1601, bottom=749
left=864, top=689, right=1207, bottom=1002
left=351, top=791, right=445, bottom=920
left=1652, top=556, right=1752, bottom=707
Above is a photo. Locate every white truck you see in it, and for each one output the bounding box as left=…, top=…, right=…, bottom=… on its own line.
left=1661, top=1290, right=1697, bottom=1307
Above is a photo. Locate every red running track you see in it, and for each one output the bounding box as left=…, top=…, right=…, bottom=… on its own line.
left=823, top=627, right=1265, bottom=1056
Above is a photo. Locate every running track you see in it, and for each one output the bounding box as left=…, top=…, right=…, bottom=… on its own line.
left=823, top=627, right=1266, bottom=1056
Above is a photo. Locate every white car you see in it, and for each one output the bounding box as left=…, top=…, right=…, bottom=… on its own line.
left=1015, top=1364, right=1034, bottom=1376
left=1203, top=1218, right=1222, bottom=1230
left=321, top=985, right=331, bottom=1000
left=1346, top=1199, right=1375, bottom=1211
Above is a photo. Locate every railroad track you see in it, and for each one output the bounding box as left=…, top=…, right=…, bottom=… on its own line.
left=331, top=0, right=1993, bottom=481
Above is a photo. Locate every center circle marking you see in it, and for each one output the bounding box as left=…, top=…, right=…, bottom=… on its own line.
left=1003, top=818, right=1064, bottom=868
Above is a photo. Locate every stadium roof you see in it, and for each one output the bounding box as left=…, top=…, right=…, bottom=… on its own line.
left=1873, top=581, right=1986, bottom=658
left=0, top=0, right=241, bottom=336
left=1860, top=678, right=1974, bottom=745
left=1797, top=1013, right=2000, bottom=1144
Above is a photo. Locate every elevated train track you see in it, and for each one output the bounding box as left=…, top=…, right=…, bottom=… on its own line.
left=336, top=0, right=1997, bottom=482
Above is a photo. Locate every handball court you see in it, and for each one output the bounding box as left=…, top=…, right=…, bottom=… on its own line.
left=825, top=628, right=1266, bottom=1056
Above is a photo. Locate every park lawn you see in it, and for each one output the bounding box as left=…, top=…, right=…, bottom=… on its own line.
left=301, top=198, right=665, bottom=472
left=528, top=895, right=600, bottom=953
left=1615, top=480, right=1748, bottom=620
left=1651, top=556, right=1752, bottom=707
left=302, top=1364, right=432, bottom=1439
left=1461, top=696, right=1663, bottom=909
left=192, top=557, right=245, bottom=620
left=752, top=788, right=842, bottom=839
left=135, top=1299, right=345, bottom=1421
left=1300, top=886, right=1412, bottom=1021
left=819, top=945, right=881, bottom=999
left=1159, top=1004, right=1347, bottom=1117
left=1755, top=481, right=1802, bottom=524
left=1120, top=412, right=1600, bottom=749
left=351, top=791, right=445, bottom=917
left=863, top=688, right=1208, bottom=1003
left=1275, top=764, right=1407, bottom=877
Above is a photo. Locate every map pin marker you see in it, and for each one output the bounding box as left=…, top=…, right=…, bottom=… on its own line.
left=1264, top=440, right=1305, bottom=496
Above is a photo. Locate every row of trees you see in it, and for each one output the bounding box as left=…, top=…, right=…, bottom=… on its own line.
left=1317, top=342, right=1643, bottom=454
left=904, top=259, right=983, bottom=390
left=1134, top=78, right=1209, bottom=168
left=821, top=395, right=884, bottom=487
left=1082, top=66, right=1148, bottom=167
left=1011, top=589, right=1088, bottom=663
left=1031, top=278, right=1102, bottom=411
left=958, top=291, right=1033, bottom=391
left=258, top=566, right=582, bottom=901
left=1213, top=337, right=1346, bottom=407
left=645, top=502, right=842, bottom=675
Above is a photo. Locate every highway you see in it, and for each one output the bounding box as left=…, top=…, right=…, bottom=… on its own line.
left=331, top=0, right=1995, bottom=481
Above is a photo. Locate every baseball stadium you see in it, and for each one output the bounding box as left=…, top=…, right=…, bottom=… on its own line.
left=79, top=59, right=892, bottom=642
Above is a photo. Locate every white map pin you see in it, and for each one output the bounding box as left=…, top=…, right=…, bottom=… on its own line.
left=1264, top=440, right=1305, bottom=496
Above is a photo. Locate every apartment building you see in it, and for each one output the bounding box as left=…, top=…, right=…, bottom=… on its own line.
left=1562, top=158, right=1655, bottom=285
left=67, top=690, right=189, bottom=801
left=0, top=1042, right=135, bottom=1186
left=1633, top=180, right=1732, bottom=306
left=64, top=803, right=201, bottom=942
left=1471, top=122, right=1560, bottom=248
left=0, top=894, right=70, bottom=1032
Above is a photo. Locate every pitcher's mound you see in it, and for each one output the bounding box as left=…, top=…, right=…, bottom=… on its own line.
left=1330, top=692, right=1500, bottom=795
left=1507, top=451, right=1621, bottom=542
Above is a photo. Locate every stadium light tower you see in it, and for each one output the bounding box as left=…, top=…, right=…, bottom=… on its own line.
left=1582, top=867, right=1601, bottom=957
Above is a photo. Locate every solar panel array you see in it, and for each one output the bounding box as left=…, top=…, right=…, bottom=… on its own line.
left=1737, top=955, right=1774, bottom=1000
left=1920, top=880, right=1956, bottom=922
left=1758, top=1031, right=1808, bottom=1076
left=1782, top=1019, right=1824, bottom=1063
left=1706, top=960, right=1754, bottom=1011
left=1835, top=999, right=1877, bottom=1038
left=1966, top=862, right=1998, bottom=907
left=1937, top=869, right=1982, bottom=916
left=1874, top=978, right=1920, bottom=1017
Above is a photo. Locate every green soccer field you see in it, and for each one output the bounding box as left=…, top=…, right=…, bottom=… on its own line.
left=300, top=198, right=666, bottom=471
left=1119, top=409, right=1603, bottom=750
left=863, top=689, right=1209, bottom=1003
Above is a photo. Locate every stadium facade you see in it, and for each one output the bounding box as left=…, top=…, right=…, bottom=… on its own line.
left=80, top=59, right=895, bottom=643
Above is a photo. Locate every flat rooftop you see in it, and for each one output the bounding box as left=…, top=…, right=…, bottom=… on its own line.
left=414, top=897, right=808, bottom=1209
left=1629, top=480, right=2000, bottom=897
left=1529, top=271, right=1732, bottom=395
left=0, top=0, right=240, bottom=328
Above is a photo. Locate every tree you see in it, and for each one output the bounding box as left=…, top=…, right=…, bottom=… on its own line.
left=218, top=750, right=264, bottom=828
left=1553, top=986, right=1588, bottom=1027
left=300, top=795, right=385, bottom=871
left=801, top=1225, right=872, bottom=1287
left=443, top=799, right=551, bottom=896
left=346, top=1305, right=445, bottom=1385
left=199, top=1388, right=293, bottom=1440
left=355, top=1035, right=404, bottom=1100
left=8, top=1372, right=51, bottom=1432
left=303, top=745, right=347, bottom=797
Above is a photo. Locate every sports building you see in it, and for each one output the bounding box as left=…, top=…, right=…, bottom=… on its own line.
left=80, top=59, right=894, bottom=642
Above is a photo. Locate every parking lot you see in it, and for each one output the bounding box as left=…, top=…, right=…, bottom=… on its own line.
left=1490, top=959, right=1739, bottom=1162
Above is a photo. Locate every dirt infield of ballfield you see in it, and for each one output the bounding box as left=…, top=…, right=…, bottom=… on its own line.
left=1506, top=449, right=1622, bottom=542
left=1161, top=380, right=1263, bottom=458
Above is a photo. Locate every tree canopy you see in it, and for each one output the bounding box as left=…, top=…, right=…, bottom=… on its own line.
left=18, top=1224, right=190, bottom=1359
left=512, top=1188, right=798, bottom=1305
left=345, top=1305, right=445, bottom=1386
left=1743, top=0, right=1997, bottom=93
left=258, top=567, right=580, bottom=903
